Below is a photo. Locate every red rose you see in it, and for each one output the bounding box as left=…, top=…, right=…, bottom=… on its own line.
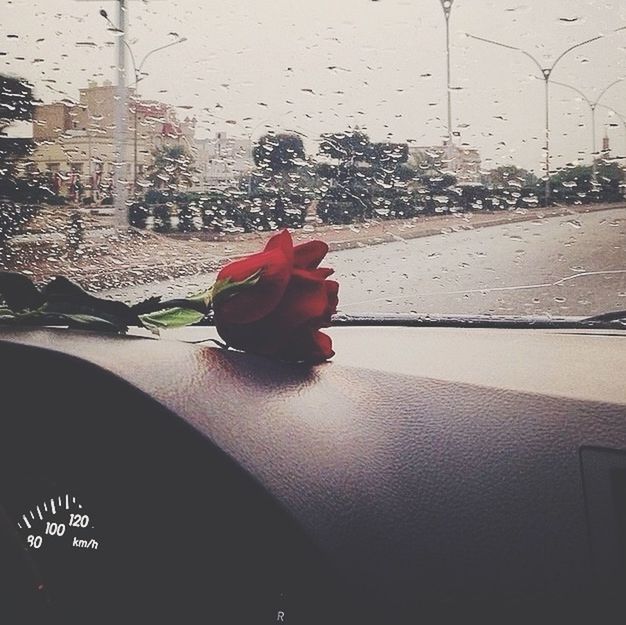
left=212, top=230, right=339, bottom=363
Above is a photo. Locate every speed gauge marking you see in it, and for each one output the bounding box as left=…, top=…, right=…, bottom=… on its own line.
left=16, top=494, right=99, bottom=552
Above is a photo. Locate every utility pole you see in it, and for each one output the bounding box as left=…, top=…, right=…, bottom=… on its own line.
left=439, top=0, right=455, bottom=145
left=125, top=38, right=187, bottom=195
left=466, top=28, right=624, bottom=205
left=113, top=0, right=128, bottom=226
left=551, top=78, right=624, bottom=181
left=78, top=0, right=174, bottom=224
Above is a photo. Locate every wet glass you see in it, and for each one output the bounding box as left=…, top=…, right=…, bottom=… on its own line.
left=0, top=0, right=624, bottom=317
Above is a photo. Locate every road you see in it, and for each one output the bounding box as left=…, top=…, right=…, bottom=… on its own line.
left=104, top=207, right=626, bottom=318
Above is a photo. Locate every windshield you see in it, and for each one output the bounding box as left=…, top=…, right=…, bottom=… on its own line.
left=0, top=0, right=624, bottom=318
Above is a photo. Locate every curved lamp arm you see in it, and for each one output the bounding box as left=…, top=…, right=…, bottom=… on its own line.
left=465, top=33, right=544, bottom=75
left=597, top=102, right=626, bottom=127
left=137, top=38, right=188, bottom=78
left=466, top=28, right=623, bottom=80
left=549, top=35, right=603, bottom=74
left=550, top=80, right=594, bottom=109
left=595, top=77, right=625, bottom=106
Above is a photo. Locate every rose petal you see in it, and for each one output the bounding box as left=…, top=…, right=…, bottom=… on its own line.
left=311, top=330, right=334, bottom=360
left=292, top=267, right=334, bottom=281
left=214, top=318, right=281, bottom=357
left=324, top=280, right=339, bottom=320
left=276, top=329, right=334, bottom=363
left=270, top=272, right=330, bottom=330
left=213, top=230, right=338, bottom=364
left=214, top=246, right=292, bottom=324
left=265, top=229, right=294, bottom=260
left=293, top=240, right=329, bottom=269
left=216, top=275, right=334, bottom=356
left=217, top=321, right=334, bottom=363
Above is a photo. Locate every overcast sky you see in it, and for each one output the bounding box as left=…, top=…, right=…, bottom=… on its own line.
left=1, top=0, right=625, bottom=172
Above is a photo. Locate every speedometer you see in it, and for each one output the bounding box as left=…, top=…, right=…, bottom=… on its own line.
left=6, top=487, right=103, bottom=622
left=17, top=493, right=99, bottom=554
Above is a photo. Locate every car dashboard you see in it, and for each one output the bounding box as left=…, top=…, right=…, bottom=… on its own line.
left=0, top=325, right=625, bottom=624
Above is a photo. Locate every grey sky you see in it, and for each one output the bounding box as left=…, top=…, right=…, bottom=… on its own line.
left=1, top=0, right=625, bottom=173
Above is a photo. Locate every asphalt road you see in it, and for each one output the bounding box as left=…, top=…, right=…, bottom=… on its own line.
left=333, top=207, right=626, bottom=317
left=105, top=207, right=626, bottom=318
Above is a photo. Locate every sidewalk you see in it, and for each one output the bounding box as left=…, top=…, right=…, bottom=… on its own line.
left=1, top=202, right=623, bottom=292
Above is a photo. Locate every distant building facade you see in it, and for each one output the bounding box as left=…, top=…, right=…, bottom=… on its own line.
left=409, top=141, right=481, bottom=183
left=31, top=80, right=196, bottom=198
left=192, top=131, right=253, bottom=190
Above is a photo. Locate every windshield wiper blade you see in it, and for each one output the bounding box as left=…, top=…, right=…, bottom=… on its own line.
left=331, top=313, right=626, bottom=330
left=582, top=310, right=626, bottom=324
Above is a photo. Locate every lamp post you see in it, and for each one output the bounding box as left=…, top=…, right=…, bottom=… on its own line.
left=82, top=0, right=127, bottom=224
left=94, top=2, right=128, bottom=224
left=100, top=9, right=186, bottom=199
left=123, top=38, right=188, bottom=196
left=113, top=0, right=127, bottom=226
left=439, top=0, right=455, bottom=145
left=466, top=28, right=625, bottom=205
left=550, top=78, right=624, bottom=179
left=80, top=0, right=181, bottom=223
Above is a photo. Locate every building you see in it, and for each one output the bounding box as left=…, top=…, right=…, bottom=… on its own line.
left=192, top=131, right=253, bottom=191
left=31, top=81, right=195, bottom=198
left=409, top=141, right=481, bottom=183
left=601, top=132, right=610, bottom=158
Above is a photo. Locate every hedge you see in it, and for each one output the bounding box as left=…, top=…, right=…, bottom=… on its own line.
left=130, top=193, right=308, bottom=233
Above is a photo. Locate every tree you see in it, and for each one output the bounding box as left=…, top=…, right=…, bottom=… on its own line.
left=0, top=75, right=35, bottom=201
left=408, top=148, right=440, bottom=173
left=366, top=142, right=409, bottom=168
left=0, top=74, right=33, bottom=128
left=319, top=130, right=370, bottom=164
left=147, top=145, right=195, bottom=194
left=548, top=163, right=624, bottom=203
left=0, top=75, right=41, bottom=243
left=318, top=130, right=371, bottom=191
left=487, top=165, right=538, bottom=188
left=420, top=172, right=457, bottom=192
left=252, top=133, right=306, bottom=173
left=366, top=142, right=410, bottom=190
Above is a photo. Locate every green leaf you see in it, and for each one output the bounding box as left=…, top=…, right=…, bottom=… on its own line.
left=0, top=272, right=43, bottom=311
left=0, top=307, right=16, bottom=319
left=54, top=313, right=123, bottom=332
left=211, top=270, right=262, bottom=305
left=138, top=307, right=206, bottom=334
left=42, top=276, right=135, bottom=326
left=0, top=308, right=123, bottom=332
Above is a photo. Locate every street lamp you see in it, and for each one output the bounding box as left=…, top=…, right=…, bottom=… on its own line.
left=124, top=38, right=188, bottom=195
left=98, top=9, right=186, bottom=197
left=550, top=78, right=624, bottom=179
left=79, top=0, right=177, bottom=223
left=438, top=0, right=455, bottom=144
left=76, top=0, right=128, bottom=224
left=466, top=27, right=625, bottom=205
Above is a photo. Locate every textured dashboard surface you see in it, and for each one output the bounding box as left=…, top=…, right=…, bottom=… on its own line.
left=1, top=327, right=625, bottom=622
